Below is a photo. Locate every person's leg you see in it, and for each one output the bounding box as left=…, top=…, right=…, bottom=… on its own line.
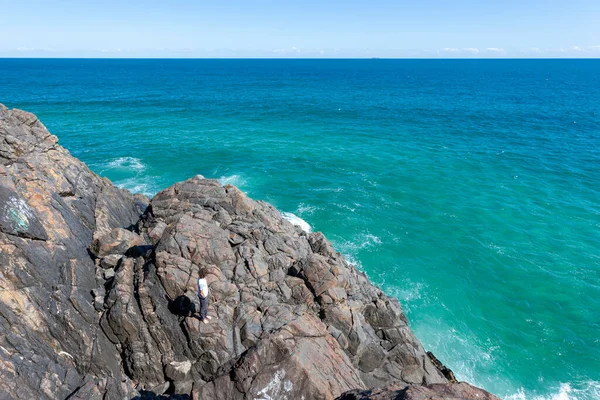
left=199, top=295, right=208, bottom=321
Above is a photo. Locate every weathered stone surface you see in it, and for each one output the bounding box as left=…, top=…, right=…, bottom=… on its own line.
left=90, top=227, right=143, bottom=257
left=0, top=106, right=143, bottom=399
left=100, top=253, right=123, bottom=269
left=0, top=184, right=48, bottom=240
left=336, top=382, right=500, bottom=400
left=114, top=174, right=449, bottom=397
left=0, top=105, right=497, bottom=400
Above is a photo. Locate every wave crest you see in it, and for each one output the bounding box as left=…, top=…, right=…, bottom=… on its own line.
left=218, top=174, right=246, bottom=187
left=103, top=156, right=146, bottom=172
left=281, top=212, right=312, bottom=233
left=504, top=380, right=599, bottom=400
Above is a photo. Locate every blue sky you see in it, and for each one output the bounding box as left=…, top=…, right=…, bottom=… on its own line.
left=1, top=0, right=599, bottom=58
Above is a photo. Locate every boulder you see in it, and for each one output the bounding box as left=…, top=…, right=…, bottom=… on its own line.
left=90, top=228, right=143, bottom=258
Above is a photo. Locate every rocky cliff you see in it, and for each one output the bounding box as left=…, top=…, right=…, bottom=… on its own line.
left=0, top=105, right=498, bottom=400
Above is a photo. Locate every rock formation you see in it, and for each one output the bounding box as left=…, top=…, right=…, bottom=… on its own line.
left=337, top=382, right=500, bottom=400
left=0, top=105, right=499, bottom=400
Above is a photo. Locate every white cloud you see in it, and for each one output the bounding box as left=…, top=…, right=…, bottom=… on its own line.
left=436, top=47, right=480, bottom=56
left=531, top=47, right=541, bottom=53
left=486, top=47, right=505, bottom=53
left=272, top=46, right=302, bottom=55
left=552, top=45, right=600, bottom=53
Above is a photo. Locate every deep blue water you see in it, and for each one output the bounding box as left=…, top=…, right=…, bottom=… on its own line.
left=1, top=59, right=599, bottom=399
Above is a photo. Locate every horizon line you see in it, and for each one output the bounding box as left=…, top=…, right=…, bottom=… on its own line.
left=2, top=56, right=600, bottom=60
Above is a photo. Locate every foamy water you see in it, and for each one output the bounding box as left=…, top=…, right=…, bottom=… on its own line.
left=218, top=174, right=247, bottom=187
left=96, top=157, right=159, bottom=197
left=281, top=212, right=312, bottom=233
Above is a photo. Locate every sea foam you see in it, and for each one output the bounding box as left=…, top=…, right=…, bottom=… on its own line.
left=218, top=174, right=246, bottom=187
left=505, top=380, right=600, bottom=400
left=99, top=157, right=158, bottom=197
left=281, top=212, right=312, bottom=233
left=113, top=177, right=159, bottom=198
left=104, top=156, right=146, bottom=172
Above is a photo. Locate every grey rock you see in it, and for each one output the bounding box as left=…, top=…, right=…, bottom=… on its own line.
left=100, top=253, right=122, bottom=269
left=90, top=227, right=143, bottom=258
left=336, top=382, right=500, bottom=400
left=0, top=184, right=48, bottom=240
left=148, top=220, right=167, bottom=245
left=103, top=267, right=115, bottom=280
left=0, top=106, right=143, bottom=399
left=165, top=360, right=192, bottom=381
left=150, top=381, right=171, bottom=396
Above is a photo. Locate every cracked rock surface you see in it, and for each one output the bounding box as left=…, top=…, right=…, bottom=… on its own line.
left=0, top=105, right=498, bottom=400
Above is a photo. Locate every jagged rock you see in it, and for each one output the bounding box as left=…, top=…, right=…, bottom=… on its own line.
left=0, top=184, right=48, bottom=240
left=150, top=381, right=171, bottom=396
left=0, top=105, right=497, bottom=400
left=193, top=312, right=365, bottom=399
left=165, top=360, right=192, bottom=381
left=100, top=253, right=123, bottom=269
left=427, top=351, right=458, bottom=383
left=148, top=220, right=167, bottom=245
left=336, top=382, right=500, bottom=400
left=103, top=267, right=115, bottom=280
left=90, top=227, right=143, bottom=257
left=0, top=105, right=143, bottom=399
left=108, top=174, right=450, bottom=398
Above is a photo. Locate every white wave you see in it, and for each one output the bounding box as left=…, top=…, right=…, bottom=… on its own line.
left=281, top=212, right=312, bottom=233
left=506, top=381, right=600, bottom=400
left=364, top=233, right=382, bottom=245
left=334, top=232, right=383, bottom=256
left=550, top=384, right=573, bottom=400
left=310, top=187, right=344, bottom=193
left=218, top=174, right=246, bottom=187
left=113, top=177, right=158, bottom=197
left=103, top=156, right=146, bottom=172
left=385, top=280, right=427, bottom=304
left=335, top=203, right=357, bottom=212
left=341, top=252, right=363, bottom=269
left=296, top=203, right=319, bottom=216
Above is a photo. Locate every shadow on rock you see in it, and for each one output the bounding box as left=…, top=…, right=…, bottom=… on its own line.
left=166, top=294, right=198, bottom=319
left=131, top=391, right=191, bottom=400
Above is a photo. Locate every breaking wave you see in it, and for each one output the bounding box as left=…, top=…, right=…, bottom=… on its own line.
left=218, top=174, right=246, bottom=187
left=505, top=381, right=600, bottom=400
left=281, top=212, right=312, bottom=233
left=102, top=156, right=146, bottom=173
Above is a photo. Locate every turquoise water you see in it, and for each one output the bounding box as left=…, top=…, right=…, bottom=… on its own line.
left=1, top=59, right=599, bottom=399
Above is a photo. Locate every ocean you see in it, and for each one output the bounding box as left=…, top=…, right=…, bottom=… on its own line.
left=1, top=58, right=598, bottom=399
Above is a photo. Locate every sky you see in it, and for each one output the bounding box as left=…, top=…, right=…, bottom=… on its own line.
left=1, top=0, right=599, bottom=58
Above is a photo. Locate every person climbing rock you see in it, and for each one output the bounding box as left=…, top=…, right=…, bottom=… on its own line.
left=197, top=269, right=212, bottom=323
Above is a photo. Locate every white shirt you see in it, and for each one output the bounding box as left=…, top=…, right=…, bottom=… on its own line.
left=198, top=278, right=209, bottom=298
